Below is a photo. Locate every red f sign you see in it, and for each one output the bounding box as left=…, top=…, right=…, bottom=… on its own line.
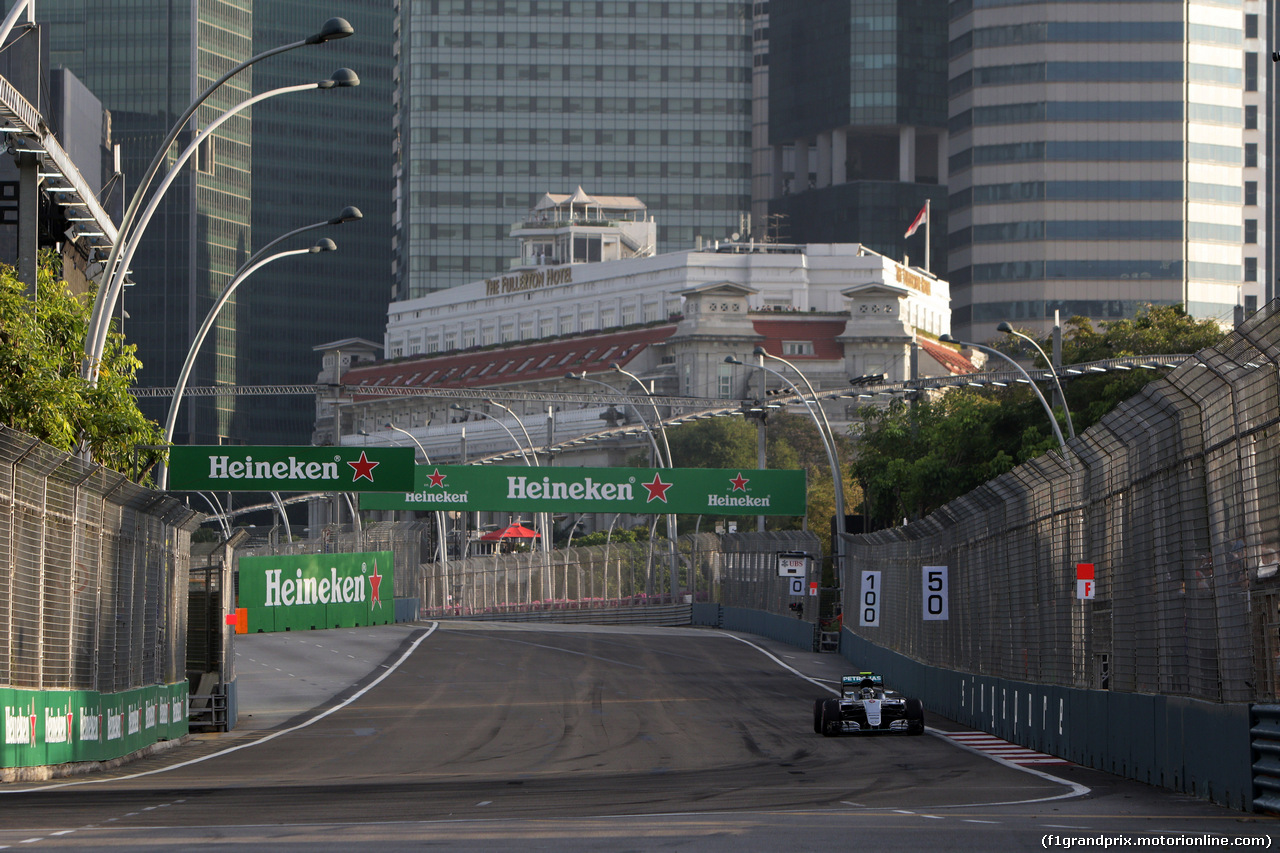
left=1076, top=563, right=1096, bottom=599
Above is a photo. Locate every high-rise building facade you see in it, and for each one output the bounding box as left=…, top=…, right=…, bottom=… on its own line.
left=764, top=0, right=950, bottom=261
left=393, top=0, right=754, bottom=300
left=247, top=1, right=395, bottom=446
left=42, top=0, right=254, bottom=444
left=947, top=0, right=1265, bottom=340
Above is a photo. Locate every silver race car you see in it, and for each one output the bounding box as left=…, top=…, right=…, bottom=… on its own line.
left=812, top=672, right=925, bottom=736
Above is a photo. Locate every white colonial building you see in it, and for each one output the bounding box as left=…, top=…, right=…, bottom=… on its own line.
left=315, top=193, right=972, bottom=467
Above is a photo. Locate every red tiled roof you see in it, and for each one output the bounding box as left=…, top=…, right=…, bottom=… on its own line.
left=343, top=325, right=677, bottom=398
left=750, top=318, right=847, bottom=360
left=919, top=337, right=977, bottom=375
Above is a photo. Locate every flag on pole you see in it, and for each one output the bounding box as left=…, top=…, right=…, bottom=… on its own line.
left=904, top=203, right=928, bottom=239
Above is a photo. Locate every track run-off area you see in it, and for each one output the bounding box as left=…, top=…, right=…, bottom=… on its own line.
left=0, top=622, right=1273, bottom=852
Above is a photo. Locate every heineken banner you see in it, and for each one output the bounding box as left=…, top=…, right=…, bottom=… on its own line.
left=361, top=466, right=807, bottom=516
left=237, top=552, right=394, bottom=633
left=1, top=682, right=188, bottom=768
left=167, top=446, right=415, bottom=492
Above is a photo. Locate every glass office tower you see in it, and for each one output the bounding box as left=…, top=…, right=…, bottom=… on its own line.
left=42, top=0, right=253, bottom=445
left=247, top=1, right=395, bottom=446
left=947, top=0, right=1265, bottom=340
left=394, top=0, right=754, bottom=300
left=765, top=0, right=949, bottom=260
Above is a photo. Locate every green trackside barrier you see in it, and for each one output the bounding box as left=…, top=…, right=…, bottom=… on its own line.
left=1, top=682, right=189, bottom=769
left=238, top=551, right=395, bottom=633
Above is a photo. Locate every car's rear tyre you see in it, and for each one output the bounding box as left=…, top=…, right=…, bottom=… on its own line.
left=813, top=698, right=826, bottom=734
left=905, top=698, right=925, bottom=735
left=821, top=698, right=841, bottom=737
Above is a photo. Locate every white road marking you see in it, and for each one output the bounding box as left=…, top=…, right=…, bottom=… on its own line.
left=719, top=631, right=1091, bottom=807
left=0, top=624, right=440, bottom=793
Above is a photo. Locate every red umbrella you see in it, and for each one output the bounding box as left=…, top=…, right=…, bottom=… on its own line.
left=479, top=523, right=542, bottom=541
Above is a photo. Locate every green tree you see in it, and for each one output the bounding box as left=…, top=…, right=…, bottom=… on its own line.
left=1005, top=303, right=1227, bottom=431
left=662, top=411, right=859, bottom=536
left=854, top=303, right=1226, bottom=529
left=0, top=252, right=164, bottom=481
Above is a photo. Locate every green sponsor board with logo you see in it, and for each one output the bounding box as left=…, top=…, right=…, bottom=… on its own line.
left=360, top=466, right=807, bottom=515
left=237, top=552, right=394, bottom=633
left=167, top=446, right=415, bottom=492
left=1, top=682, right=188, bottom=768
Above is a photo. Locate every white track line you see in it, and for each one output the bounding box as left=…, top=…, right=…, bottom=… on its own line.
left=1, top=623, right=438, bottom=793
left=719, top=631, right=1091, bottom=805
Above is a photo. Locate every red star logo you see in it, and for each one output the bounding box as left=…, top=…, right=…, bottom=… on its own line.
left=730, top=473, right=749, bottom=491
left=642, top=473, right=672, bottom=503
left=427, top=468, right=447, bottom=488
left=368, top=559, right=383, bottom=609
left=348, top=451, right=379, bottom=482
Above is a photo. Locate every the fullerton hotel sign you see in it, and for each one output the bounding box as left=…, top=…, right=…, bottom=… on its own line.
left=485, top=266, right=574, bottom=296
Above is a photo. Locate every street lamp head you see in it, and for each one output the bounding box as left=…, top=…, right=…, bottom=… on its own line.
left=384, top=422, right=394, bottom=429
left=608, top=362, right=621, bottom=370
left=317, top=68, right=360, bottom=89
left=995, top=321, right=1013, bottom=334
left=565, top=371, right=583, bottom=381
left=939, top=334, right=957, bottom=344
left=329, top=206, right=363, bottom=225
left=306, top=17, right=355, bottom=44
left=751, top=345, right=768, bottom=357
left=309, top=238, right=337, bottom=253
left=724, top=356, right=745, bottom=365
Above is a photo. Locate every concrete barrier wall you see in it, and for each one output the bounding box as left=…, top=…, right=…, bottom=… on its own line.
left=720, top=605, right=817, bottom=652
left=842, top=629, right=1253, bottom=810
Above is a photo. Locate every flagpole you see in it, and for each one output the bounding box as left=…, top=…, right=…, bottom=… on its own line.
left=924, top=198, right=931, bottom=273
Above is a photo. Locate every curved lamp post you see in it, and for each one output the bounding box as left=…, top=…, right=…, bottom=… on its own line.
left=86, top=68, right=361, bottom=384
left=384, top=421, right=449, bottom=580
left=940, top=334, right=1071, bottom=461
left=725, top=355, right=847, bottom=589
left=996, top=322, right=1076, bottom=440
left=159, top=235, right=339, bottom=488
left=566, top=371, right=665, bottom=465
left=568, top=370, right=679, bottom=598
left=84, top=18, right=354, bottom=381
left=450, top=404, right=534, bottom=466
left=608, top=363, right=674, bottom=468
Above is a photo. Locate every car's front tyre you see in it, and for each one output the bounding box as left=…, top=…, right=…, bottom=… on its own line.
left=821, top=698, right=841, bottom=737
left=905, top=698, right=925, bottom=735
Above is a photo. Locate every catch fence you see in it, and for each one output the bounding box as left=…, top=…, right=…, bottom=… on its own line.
left=0, top=425, right=200, bottom=693
left=844, top=302, right=1280, bottom=704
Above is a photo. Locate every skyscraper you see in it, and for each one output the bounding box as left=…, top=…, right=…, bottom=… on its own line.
left=393, top=0, right=754, bottom=301
left=764, top=0, right=949, bottom=260
left=42, top=0, right=254, bottom=444
left=947, top=1, right=1264, bottom=340
left=247, top=1, right=394, bottom=446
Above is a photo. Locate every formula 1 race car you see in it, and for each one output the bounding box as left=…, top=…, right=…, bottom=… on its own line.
left=812, top=673, right=925, bottom=736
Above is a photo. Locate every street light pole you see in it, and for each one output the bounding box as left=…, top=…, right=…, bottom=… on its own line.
left=940, top=334, right=1071, bottom=461
left=609, top=363, right=673, bottom=467
left=85, top=68, right=361, bottom=384
left=568, top=370, right=681, bottom=599
left=159, top=236, right=339, bottom=488
left=566, top=371, right=664, bottom=464
left=725, top=355, right=847, bottom=590
left=385, top=421, right=450, bottom=583
left=996, top=322, right=1076, bottom=440
left=82, top=17, right=355, bottom=382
